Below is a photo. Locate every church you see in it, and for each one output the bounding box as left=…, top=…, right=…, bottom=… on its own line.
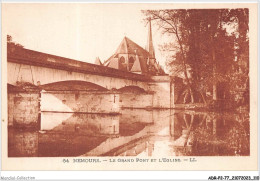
left=95, top=20, right=165, bottom=75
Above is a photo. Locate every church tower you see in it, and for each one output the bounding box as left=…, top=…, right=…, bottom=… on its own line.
left=104, top=18, right=165, bottom=75
left=146, top=18, right=157, bottom=72
left=146, top=19, right=155, bottom=64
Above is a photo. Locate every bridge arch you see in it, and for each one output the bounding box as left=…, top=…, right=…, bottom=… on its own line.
left=40, top=80, right=108, bottom=91
left=117, top=86, right=147, bottom=94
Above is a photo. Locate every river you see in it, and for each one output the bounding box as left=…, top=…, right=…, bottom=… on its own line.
left=8, top=109, right=249, bottom=157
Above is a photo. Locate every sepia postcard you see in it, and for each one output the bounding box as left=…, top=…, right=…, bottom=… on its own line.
left=1, top=3, right=258, bottom=171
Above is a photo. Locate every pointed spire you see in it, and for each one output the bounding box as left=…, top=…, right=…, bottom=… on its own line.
left=95, top=57, right=102, bottom=65
left=146, top=18, right=155, bottom=59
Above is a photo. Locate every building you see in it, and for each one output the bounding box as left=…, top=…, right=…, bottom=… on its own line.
left=102, top=20, right=165, bottom=75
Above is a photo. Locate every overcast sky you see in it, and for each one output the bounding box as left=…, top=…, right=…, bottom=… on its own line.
left=3, top=3, right=171, bottom=70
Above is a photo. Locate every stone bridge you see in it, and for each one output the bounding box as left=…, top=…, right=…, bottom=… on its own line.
left=7, top=45, right=182, bottom=128
left=7, top=45, right=152, bottom=90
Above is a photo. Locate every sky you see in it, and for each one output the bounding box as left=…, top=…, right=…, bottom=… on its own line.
left=3, top=3, right=171, bottom=70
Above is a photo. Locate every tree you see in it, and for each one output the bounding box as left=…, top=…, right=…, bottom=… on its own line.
left=7, top=34, right=24, bottom=47
left=143, top=9, right=249, bottom=108
left=7, top=35, right=12, bottom=43
left=143, top=10, right=195, bottom=103
left=225, top=9, right=249, bottom=108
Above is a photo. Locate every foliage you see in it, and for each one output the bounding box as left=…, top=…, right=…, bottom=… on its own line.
left=142, top=9, right=249, bottom=108
left=7, top=34, right=24, bottom=48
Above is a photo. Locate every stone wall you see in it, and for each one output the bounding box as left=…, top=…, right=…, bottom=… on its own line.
left=118, top=76, right=180, bottom=109
left=149, top=76, right=183, bottom=108
left=151, top=82, right=171, bottom=108
left=8, top=93, right=14, bottom=127
left=149, top=76, right=173, bottom=108
left=8, top=92, right=40, bottom=128
left=119, top=93, right=153, bottom=108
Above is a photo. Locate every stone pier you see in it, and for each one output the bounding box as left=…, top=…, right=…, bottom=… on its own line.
left=8, top=86, right=40, bottom=128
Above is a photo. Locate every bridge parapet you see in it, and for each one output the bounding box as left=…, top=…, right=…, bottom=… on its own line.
left=150, top=75, right=171, bottom=82
left=7, top=44, right=152, bottom=82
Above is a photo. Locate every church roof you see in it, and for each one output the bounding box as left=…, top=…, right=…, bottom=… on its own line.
left=115, top=36, right=149, bottom=57
left=104, top=37, right=149, bottom=65
left=103, top=36, right=165, bottom=75
left=104, top=36, right=150, bottom=73
left=107, top=57, right=118, bottom=69
left=130, top=54, right=142, bottom=73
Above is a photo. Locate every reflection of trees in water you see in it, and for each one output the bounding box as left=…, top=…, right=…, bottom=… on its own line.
left=225, top=118, right=249, bottom=156
left=171, top=112, right=197, bottom=156
left=174, top=112, right=249, bottom=156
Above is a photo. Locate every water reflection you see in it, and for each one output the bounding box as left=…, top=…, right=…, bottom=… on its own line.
left=41, top=112, right=119, bottom=135
left=8, top=109, right=249, bottom=157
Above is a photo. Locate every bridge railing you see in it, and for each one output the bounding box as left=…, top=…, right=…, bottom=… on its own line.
left=7, top=44, right=152, bottom=82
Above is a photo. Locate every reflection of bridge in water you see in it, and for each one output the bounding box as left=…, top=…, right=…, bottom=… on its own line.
left=8, top=109, right=250, bottom=157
